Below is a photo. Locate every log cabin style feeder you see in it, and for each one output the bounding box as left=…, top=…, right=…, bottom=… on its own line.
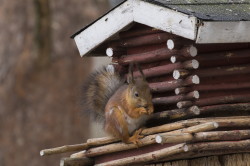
left=40, top=0, right=250, bottom=165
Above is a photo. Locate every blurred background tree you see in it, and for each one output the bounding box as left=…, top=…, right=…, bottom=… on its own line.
left=0, top=0, right=110, bottom=165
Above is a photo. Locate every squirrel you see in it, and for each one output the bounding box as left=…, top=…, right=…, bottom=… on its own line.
left=82, top=63, right=154, bottom=144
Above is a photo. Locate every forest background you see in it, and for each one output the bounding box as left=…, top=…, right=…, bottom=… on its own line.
left=0, top=0, right=122, bottom=165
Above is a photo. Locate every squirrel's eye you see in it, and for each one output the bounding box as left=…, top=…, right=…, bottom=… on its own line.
left=134, top=92, right=139, bottom=97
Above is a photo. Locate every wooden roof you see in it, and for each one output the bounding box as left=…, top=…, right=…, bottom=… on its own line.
left=72, top=0, right=250, bottom=56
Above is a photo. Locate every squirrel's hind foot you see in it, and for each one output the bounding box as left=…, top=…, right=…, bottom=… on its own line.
left=128, top=128, right=144, bottom=147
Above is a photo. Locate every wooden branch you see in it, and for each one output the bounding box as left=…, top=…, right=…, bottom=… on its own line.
left=175, top=87, right=192, bottom=95
left=70, top=150, right=86, bottom=158
left=155, top=133, right=193, bottom=144
left=196, top=94, right=250, bottom=107
left=160, top=139, right=250, bottom=162
left=188, top=139, right=250, bottom=151
left=194, top=64, right=250, bottom=78
left=200, top=103, right=250, bottom=114
left=173, top=69, right=190, bottom=79
left=40, top=143, right=89, bottom=156
left=118, top=45, right=197, bottom=65
left=106, top=47, right=126, bottom=57
left=149, top=75, right=199, bottom=93
left=156, top=129, right=250, bottom=144
left=195, top=43, right=250, bottom=53
left=119, top=26, right=164, bottom=39
left=60, top=157, right=94, bottom=166
left=153, top=91, right=199, bottom=105
left=117, top=33, right=175, bottom=47
left=151, top=106, right=200, bottom=120
left=197, top=52, right=250, bottom=68
left=167, top=38, right=192, bottom=50
left=177, top=101, right=194, bottom=109
left=133, top=61, right=198, bottom=78
left=87, top=137, right=119, bottom=146
left=170, top=55, right=186, bottom=63
left=95, top=143, right=187, bottom=166
left=86, top=122, right=217, bottom=158
left=195, top=81, right=250, bottom=91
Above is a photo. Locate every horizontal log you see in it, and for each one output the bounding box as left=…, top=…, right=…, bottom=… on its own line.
left=175, top=87, right=193, bottom=95
left=127, top=43, right=167, bottom=55
left=173, top=69, right=190, bottom=79
left=202, top=73, right=250, bottom=85
left=153, top=91, right=199, bottom=105
left=160, top=139, right=250, bottom=162
left=194, top=64, right=250, bottom=78
left=156, top=129, right=250, bottom=144
left=196, top=94, right=250, bottom=107
left=170, top=55, right=187, bottom=63
left=196, top=49, right=250, bottom=68
left=200, top=103, right=250, bottom=114
left=196, top=43, right=250, bottom=53
left=118, top=46, right=197, bottom=66
left=149, top=75, right=200, bottom=93
left=86, top=123, right=217, bottom=158
left=177, top=101, right=194, bottom=109
left=168, top=40, right=250, bottom=53
left=83, top=116, right=250, bottom=155
left=112, top=33, right=175, bottom=48
left=40, top=143, right=89, bottom=156
left=167, top=38, right=193, bottom=50
left=151, top=106, right=200, bottom=120
left=106, top=47, right=126, bottom=57
left=119, top=26, right=164, bottom=39
left=60, top=157, right=94, bottom=166
left=195, top=81, right=250, bottom=92
left=95, top=143, right=187, bottom=166
left=133, top=61, right=198, bottom=78
left=175, top=81, right=250, bottom=96
left=70, top=150, right=86, bottom=158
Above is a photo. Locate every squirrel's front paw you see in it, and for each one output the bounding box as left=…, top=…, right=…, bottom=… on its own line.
left=136, top=107, right=148, bottom=115
left=147, top=105, right=154, bottom=115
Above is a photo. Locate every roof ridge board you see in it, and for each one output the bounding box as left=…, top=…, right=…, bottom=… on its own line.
left=144, top=0, right=250, bottom=5
left=71, top=0, right=127, bottom=38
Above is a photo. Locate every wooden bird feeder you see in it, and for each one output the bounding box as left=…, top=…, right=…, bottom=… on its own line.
left=41, top=0, right=250, bottom=165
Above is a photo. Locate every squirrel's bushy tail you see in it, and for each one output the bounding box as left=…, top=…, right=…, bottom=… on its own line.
left=82, top=65, right=124, bottom=123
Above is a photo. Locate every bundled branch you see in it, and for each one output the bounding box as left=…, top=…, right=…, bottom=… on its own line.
left=175, top=81, right=250, bottom=94
left=193, top=64, right=250, bottom=78
left=156, top=129, right=250, bottom=144
left=95, top=143, right=187, bottom=166
left=114, top=33, right=175, bottom=47
left=152, top=91, right=199, bottom=105
left=151, top=106, right=200, bottom=120
left=149, top=75, right=200, bottom=93
left=132, top=61, right=198, bottom=78
left=118, top=45, right=197, bottom=65
left=40, top=143, right=89, bottom=156
left=119, top=26, right=163, bottom=39
left=106, top=47, right=126, bottom=57
left=160, top=139, right=250, bottom=162
left=40, top=116, right=250, bottom=157
left=195, top=94, right=250, bottom=107
left=199, top=102, right=250, bottom=114
left=60, top=157, right=93, bottom=166
left=85, top=122, right=218, bottom=157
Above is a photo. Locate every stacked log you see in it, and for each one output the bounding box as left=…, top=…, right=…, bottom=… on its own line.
left=106, top=25, right=250, bottom=121
left=41, top=24, right=250, bottom=166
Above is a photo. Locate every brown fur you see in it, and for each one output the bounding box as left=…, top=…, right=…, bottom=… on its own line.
left=82, top=64, right=154, bottom=144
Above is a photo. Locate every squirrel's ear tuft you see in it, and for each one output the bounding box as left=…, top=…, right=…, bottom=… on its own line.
left=135, top=63, right=146, bottom=81
left=127, top=63, right=135, bottom=84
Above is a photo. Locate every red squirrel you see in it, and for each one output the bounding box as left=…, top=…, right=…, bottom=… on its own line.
left=82, top=63, right=154, bottom=144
